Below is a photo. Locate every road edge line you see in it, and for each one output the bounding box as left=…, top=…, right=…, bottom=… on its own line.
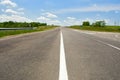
left=97, top=40, right=120, bottom=51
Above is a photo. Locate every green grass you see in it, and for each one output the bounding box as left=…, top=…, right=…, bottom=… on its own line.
left=0, top=26, right=57, bottom=38
left=69, top=26, right=120, bottom=32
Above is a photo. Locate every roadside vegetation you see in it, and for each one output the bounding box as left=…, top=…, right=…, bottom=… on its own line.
left=0, top=21, right=58, bottom=38
left=0, top=21, right=47, bottom=28
left=70, top=21, right=120, bottom=32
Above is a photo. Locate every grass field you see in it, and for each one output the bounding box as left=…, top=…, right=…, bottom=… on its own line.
left=70, top=26, right=120, bottom=32
left=0, top=26, right=57, bottom=38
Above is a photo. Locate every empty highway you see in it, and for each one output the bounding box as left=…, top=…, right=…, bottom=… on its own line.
left=0, top=27, right=120, bottom=80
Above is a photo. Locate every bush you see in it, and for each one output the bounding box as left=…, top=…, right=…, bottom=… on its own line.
left=82, top=21, right=90, bottom=26
left=92, top=21, right=106, bottom=27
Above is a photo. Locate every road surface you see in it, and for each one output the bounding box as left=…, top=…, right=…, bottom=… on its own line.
left=0, top=27, right=120, bottom=80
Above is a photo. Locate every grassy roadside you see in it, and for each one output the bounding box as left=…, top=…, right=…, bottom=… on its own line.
left=0, top=26, right=57, bottom=38
left=69, top=26, right=120, bottom=33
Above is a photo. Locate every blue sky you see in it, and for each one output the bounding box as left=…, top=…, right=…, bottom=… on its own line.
left=0, top=0, right=120, bottom=26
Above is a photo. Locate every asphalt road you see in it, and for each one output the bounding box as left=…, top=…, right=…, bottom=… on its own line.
left=0, top=28, right=60, bottom=80
left=63, top=28, right=120, bottom=80
left=0, top=27, right=120, bottom=80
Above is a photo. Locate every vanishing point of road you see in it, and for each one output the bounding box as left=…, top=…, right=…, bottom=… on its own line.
left=0, top=27, right=120, bottom=80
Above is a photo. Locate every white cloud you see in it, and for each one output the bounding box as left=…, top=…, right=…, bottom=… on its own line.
left=55, top=4, right=120, bottom=13
left=63, top=17, right=81, bottom=26
left=0, top=14, right=32, bottom=22
left=5, top=9, right=17, bottom=14
left=37, top=16, right=50, bottom=21
left=3, top=9, right=24, bottom=15
left=37, top=16, right=61, bottom=25
left=0, top=0, right=17, bottom=7
left=0, top=0, right=29, bottom=23
left=42, top=12, right=58, bottom=18
left=67, top=17, right=76, bottom=20
left=0, top=0, right=24, bottom=15
left=37, top=15, right=112, bottom=26
left=36, top=12, right=60, bottom=25
left=17, top=8, right=24, bottom=11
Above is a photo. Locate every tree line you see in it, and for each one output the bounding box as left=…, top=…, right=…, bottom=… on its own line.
left=0, top=21, right=47, bottom=28
left=82, top=21, right=106, bottom=27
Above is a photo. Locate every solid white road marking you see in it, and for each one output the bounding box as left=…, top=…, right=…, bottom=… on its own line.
left=73, top=29, right=120, bottom=51
left=73, top=30, right=80, bottom=32
left=59, top=31, right=68, bottom=80
left=73, top=30, right=95, bottom=34
left=115, top=35, right=119, bottom=38
left=97, top=40, right=120, bottom=51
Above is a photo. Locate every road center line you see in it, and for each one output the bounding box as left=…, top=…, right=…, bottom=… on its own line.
left=59, top=31, right=68, bottom=80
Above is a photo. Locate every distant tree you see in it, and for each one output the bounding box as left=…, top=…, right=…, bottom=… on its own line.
left=30, top=22, right=47, bottom=27
left=82, top=21, right=90, bottom=26
left=0, top=21, right=47, bottom=28
left=0, top=22, right=4, bottom=27
left=92, top=21, right=106, bottom=27
left=8, top=21, right=14, bottom=25
left=39, top=23, right=47, bottom=26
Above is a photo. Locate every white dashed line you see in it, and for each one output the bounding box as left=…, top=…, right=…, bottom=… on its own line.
left=59, top=31, right=68, bottom=80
